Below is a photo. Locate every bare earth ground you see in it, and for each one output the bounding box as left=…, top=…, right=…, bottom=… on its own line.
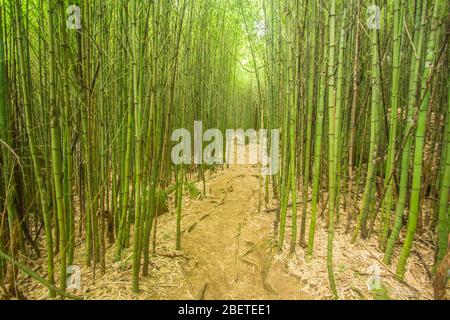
left=21, top=161, right=438, bottom=300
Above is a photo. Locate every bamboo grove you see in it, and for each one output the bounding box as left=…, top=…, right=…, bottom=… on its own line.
left=0, top=0, right=448, bottom=299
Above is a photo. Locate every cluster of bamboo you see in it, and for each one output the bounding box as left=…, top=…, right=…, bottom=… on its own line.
left=0, top=0, right=448, bottom=300
left=266, top=0, right=448, bottom=298
left=0, top=0, right=251, bottom=297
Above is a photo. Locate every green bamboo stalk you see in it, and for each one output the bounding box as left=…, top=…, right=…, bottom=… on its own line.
left=115, top=4, right=134, bottom=261
left=346, top=0, right=360, bottom=233
left=13, top=0, right=55, bottom=298
left=0, top=6, right=17, bottom=285
left=0, top=249, right=81, bottom=300
left=333, top=5, right=347, bottom=224
left=47, top=0, right=67, bottom=293
left=58, top=0, right=75, bottom=267
left=288, top=5, right=298, bottom=253
left=396, top=0, right=440, bottom=280
left=326, top=0, right=338, bottom=298
left=380, top=0, right=403, bottom=251
left=307, top=7, right=328, bottom=257
left=436, top=73, right=450, bottom=265
left=351, top=2, right=381, bottom=242
left=278, top=0, right=292, bottom=249
left=300, top=0, right=316, bottom=247
left=384, top=0, right=427, bottom=264
left=130, top=0, right=145, bottom=293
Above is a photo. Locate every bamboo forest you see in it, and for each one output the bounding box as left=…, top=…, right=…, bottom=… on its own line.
left=0, top=0, right=448, bottom=301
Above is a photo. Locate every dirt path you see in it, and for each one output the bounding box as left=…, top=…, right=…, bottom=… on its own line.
left=169, top=163, right=308, bottom=300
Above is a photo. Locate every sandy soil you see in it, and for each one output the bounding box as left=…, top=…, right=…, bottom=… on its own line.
left=166, top=163, right=309, bottom=299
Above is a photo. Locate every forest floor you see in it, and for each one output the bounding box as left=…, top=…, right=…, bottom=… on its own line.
left=20, top=152, right=437, bottom=300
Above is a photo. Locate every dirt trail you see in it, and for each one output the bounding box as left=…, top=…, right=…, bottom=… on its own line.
left=171, top=163, right=308, bottom=300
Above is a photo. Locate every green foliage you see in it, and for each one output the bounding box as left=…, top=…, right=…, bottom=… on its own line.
left=156, top=189, right=169, bottom=215
left=184, top=182, right=201, bottom=199
left=371, top=284, right=391, bottom=301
